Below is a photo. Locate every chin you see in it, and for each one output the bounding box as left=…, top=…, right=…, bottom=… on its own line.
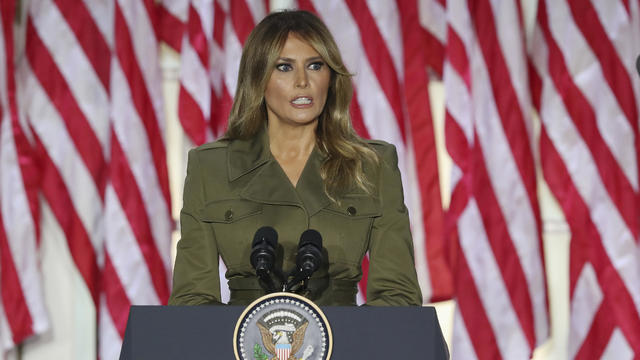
left=289, top=114, right=320, bottom=126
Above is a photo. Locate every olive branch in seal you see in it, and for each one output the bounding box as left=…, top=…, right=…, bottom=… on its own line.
left=253, top=344, right=269, bottom=360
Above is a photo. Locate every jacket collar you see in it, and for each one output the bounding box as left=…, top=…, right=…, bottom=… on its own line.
left=227, top=127, right=332, bottom=216
left=227, top=128, right=271, bottom=182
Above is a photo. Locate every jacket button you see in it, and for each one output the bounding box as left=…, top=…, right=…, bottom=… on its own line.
left=347, top=206, right=357, bottom=216
left=224, top=210, right=234, bottom=221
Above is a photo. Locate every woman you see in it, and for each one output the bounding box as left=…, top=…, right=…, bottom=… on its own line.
left=169, top=10, right=422, bottom=306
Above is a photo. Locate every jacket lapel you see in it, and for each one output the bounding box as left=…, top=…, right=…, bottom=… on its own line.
left=227, top=128, right=332, bottom=215
left=294, top=147, right=331, bottom=216
left=229, top=129, right=300, bottom=205
left=227, top=129, right=270, bottom=182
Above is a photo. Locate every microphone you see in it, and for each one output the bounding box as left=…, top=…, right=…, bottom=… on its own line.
left=250, top=226, right=278, bottom=292
left=636, top=54, right=640, bottom=77
left=285, top=229, right=323, bottom=292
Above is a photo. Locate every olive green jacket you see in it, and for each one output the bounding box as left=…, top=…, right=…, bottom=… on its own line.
left=169, top=130, right=422, bottom=306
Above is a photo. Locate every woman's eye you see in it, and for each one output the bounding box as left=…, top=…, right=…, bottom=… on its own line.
left=308, top=62, right=324, bottom=71
left=276, top=63, right=292, bottom=72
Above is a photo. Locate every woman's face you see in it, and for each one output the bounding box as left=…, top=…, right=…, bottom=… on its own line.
left=264, top=34, right=331, bottom=128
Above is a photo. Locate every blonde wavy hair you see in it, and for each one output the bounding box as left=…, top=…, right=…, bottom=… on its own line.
left=225, top=10, right=379, bottom=200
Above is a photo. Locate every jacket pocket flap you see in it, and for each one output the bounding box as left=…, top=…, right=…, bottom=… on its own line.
left=323, top=194, right=381, bottom=218
left=198, top=199, right=262, bottom=223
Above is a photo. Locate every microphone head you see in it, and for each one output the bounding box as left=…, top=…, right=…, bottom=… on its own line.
left=636, top=54, right=640, bottom=78
left=299, top=229, right=322, bottom=249
left=297, top=229, right=322, bottom=272
left=251, top=226, right=278, bottom=273
left=252, top=226, right=278, bottom=249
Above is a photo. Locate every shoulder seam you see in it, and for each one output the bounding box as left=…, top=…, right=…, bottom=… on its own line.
left=196, top=140, right=230, bottom=151
left=365, top=139, right=389, bottom=146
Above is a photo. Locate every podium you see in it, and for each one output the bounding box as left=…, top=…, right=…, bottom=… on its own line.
left=119, top=305, right=449, bottom=359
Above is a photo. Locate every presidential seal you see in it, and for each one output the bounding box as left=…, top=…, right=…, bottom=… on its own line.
left=233, top=292, right=332, bottom=360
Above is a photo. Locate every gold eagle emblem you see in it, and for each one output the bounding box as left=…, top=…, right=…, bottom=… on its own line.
left=257, top=321, right=309, bottom=360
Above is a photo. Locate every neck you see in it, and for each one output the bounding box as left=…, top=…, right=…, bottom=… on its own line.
left=267, top=121, right=317, bottom=161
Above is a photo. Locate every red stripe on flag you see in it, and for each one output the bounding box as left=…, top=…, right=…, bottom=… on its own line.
left=230, top=0, right=255, bottom=44
left=188, top=5, right=210, bottom=68
left=109, top=134, right=170, bottom=302
left=621, top=0, right=631, bottom=15
left=158, top=4, right=185, bottom=51
left=0, top=216, right=35, bottom=344
left=444, top=112, right=471, bottom=176
left=26, top=17, right=107, bottom=200
left=211, top=82, right=233, bottom=137
left=349, top=88, right=370, bottom=139
left=102, top=254, right=132, bottom=337
left=213, top=1, right=226, bottom=46
left=422, top=28, right=444, bottom=77
left=445, top=28, right=470, bottom=90
left=114, top=3, right=172, bottom=213
left=178, top=85, right=208, bottom=146
left=297, top=0, right=316, bottom=14
left=142, top=0, right=160, bottom=42
left=0, top=0, right=14, bottom=50
left=53, top=0, right=111, bottom=90
left=358, top=255, right=369, bottom=302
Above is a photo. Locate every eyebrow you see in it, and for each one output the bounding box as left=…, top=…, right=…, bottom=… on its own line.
left=276, top=56, right=324, bottom=62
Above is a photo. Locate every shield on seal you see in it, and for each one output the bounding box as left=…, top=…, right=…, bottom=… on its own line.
left=276, top=343, right=291, bottom=360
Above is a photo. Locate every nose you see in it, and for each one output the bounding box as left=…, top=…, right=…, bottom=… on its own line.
left=295, top=67, right=309, bottom=88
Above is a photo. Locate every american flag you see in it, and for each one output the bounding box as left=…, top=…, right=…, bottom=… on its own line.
left=443, top=0, right=549, bottom=358
left=530, top=0, right=640, bottom=358
left=1, top=0, right=172, bottom=358
left=0, top=0, right=49, bottom=355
